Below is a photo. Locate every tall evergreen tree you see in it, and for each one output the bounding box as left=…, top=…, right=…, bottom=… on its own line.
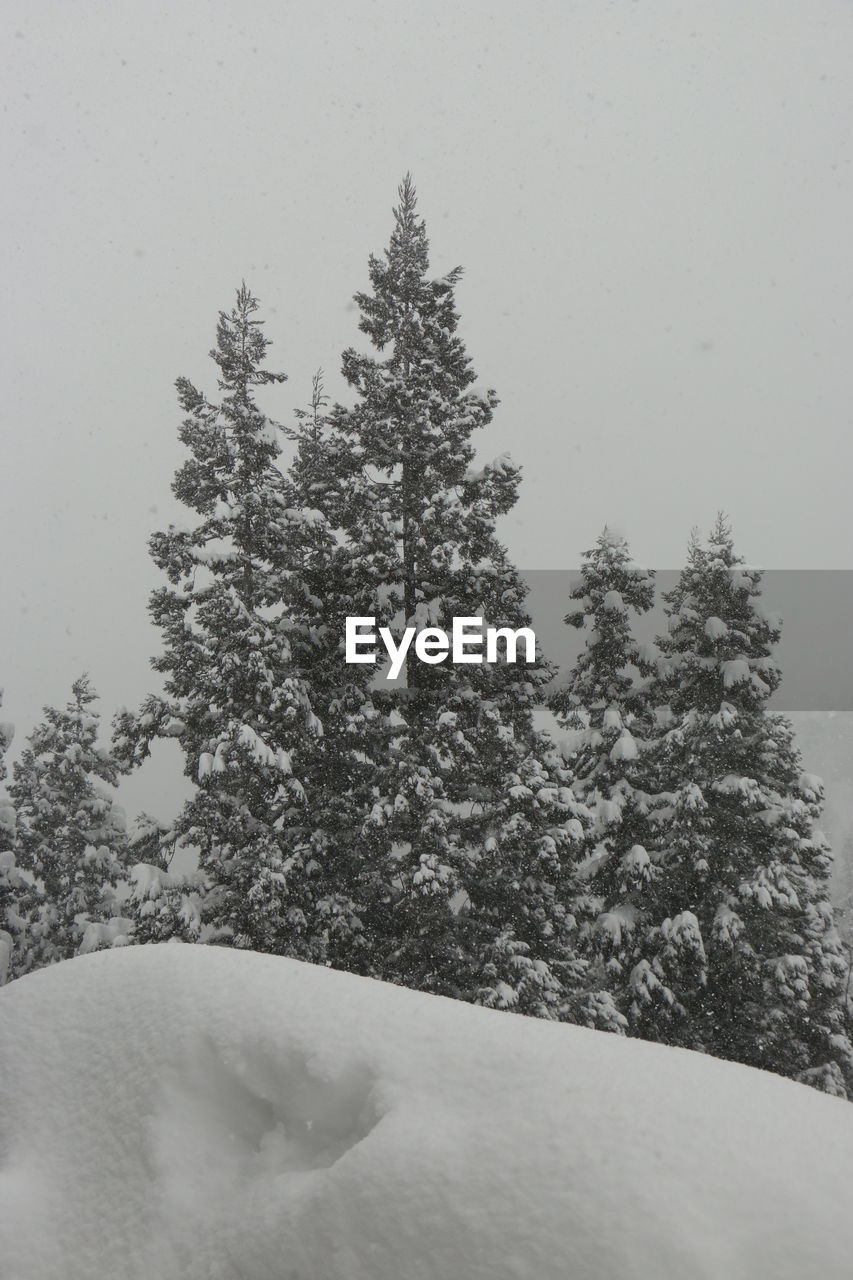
left=280, top=369, right=389, bottom=973
left=550, top=528, right=659, bottom=1027
left=322, top=176, right=589, bottom=1010
left=10, top=676, right=129, bottom=972
left=113, top=286, right=362, bottom=962
left=635, top=517, right=853, bottom=1094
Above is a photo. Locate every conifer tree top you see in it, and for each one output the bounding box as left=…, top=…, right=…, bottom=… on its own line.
left=209, top=282, right=288, bottom=395
left=659, top=519, right=785, bottom=718
left=346, top=174, right=474, bottom=391
left=70, top=674, right=96, bottom=711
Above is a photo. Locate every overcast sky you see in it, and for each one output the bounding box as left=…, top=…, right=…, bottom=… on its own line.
left=2, top=0, right=853, bottom=820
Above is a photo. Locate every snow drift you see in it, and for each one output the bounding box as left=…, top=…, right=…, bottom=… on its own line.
left=2, top=945, right=853, bottom=1279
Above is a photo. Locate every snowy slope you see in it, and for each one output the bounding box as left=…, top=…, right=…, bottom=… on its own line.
left=2, top=946, right=853, bottom=1280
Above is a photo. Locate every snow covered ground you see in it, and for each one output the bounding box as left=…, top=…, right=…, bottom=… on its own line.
left=2, top=946, right=853, bottom=1280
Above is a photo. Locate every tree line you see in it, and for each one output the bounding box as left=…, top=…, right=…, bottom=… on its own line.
left=2, top=176, right=851, bottom=1098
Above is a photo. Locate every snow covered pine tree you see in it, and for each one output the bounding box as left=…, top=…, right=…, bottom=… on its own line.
left=9, top=676, right=131, bottom=972
left=550, top=528, right=660, bottom=1032
left=636, top=516, right=853, bottom=1095
left=281, top=369, right=390, bottom=974
left=322, top=176, right=594, bottom=1016
left=113, top=285, right=351, bottom=961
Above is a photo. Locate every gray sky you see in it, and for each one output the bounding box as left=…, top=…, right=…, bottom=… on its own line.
left=2, top=0, right=853, bottom=824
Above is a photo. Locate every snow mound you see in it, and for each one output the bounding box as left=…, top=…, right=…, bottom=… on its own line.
left=3, top=946, right=853, bottom=1280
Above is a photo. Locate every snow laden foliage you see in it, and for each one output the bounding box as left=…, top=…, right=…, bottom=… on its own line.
left=636, top=517, right=853, bottom=1094
left=113, top=286, right=365, bottom=961
left=0, top=692, right=26, bottom=985
left=0, top=693, right=14, bottom=847
left=469, top=744, right=624, bottom=1031
left=320, top=176, right=587, bottom=1008
left=4, top=944, right=853, bottom=1280
left=550, top=529, right=660, bottom=1030
left=8, top=676, right=130, bottom=975
left=0, top=847, right=27, bottom=986
left=123, top=816, right=207, bottom=944
left=279, top=369, right=389, bottom=975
